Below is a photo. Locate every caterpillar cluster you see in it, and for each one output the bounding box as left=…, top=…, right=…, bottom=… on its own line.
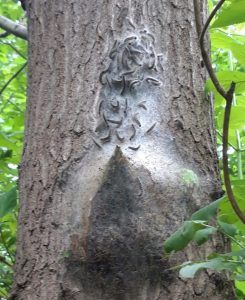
left=93, top=29, right=162, bottom=150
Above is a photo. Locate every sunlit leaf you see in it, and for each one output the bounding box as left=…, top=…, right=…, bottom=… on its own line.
left=0, top=133, right=16, bottom=149
left=217, top=106, right=245, bottom=130
left=211, top=30, right=245, bottom=65
left=206, top=71, right=245, bottom=94
left=212, top=0, right=245, bottom=28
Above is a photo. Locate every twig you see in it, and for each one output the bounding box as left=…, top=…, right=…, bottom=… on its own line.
left=218, top=29, right=245, bottom=38
left=0, top=93, right=24, bottom=114
left=0, top=62, right=27, bottom=97
left=0, top=15, right=27, bottom=40
left=216, top=130, right=238, bottom=152
left=0, top=255, right=13, bottom=268
left=0, top=41, right=27, bottom=59
left=219, top=229, right=245, bottom=249
left=194, top=0, right=227, bottom=99
left=193, top=0, right=245, bottom=223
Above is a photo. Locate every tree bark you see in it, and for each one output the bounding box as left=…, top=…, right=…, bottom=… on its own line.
left=11, top=0, right=234, bottom=299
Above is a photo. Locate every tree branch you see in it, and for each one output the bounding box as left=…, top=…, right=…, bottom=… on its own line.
left=193, top=0, right=245, bottom=223
left=0, top=62, right=27, bottom=97
left=0, top=16, right=27, bottom=40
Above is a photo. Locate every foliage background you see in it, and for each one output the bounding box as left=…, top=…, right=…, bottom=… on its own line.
left=0, top=0, right=244, bottom=299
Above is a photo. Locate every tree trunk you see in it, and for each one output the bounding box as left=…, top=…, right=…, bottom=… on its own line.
left=11, top=0, right=234, bottom=299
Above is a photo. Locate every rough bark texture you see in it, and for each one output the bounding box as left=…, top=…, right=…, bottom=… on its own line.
left=11, top=0, right=234, bottom=299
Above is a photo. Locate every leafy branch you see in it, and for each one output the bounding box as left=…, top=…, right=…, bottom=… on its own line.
left=193, top=0, right=245, bottom=223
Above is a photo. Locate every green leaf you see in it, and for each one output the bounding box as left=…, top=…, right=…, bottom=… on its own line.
left=193, top=227, right=217, bottom=245
left=179, top=260, right=218, bottom=278
left=191, top=197, right=224, bottom=221
left=219, top=209, right=240, bottom=224
left=219, top=185, right=245, bottom=224
left=0, top=149, right=12, bottom=160
left=211, top=30, right=245, bottom=65
left=212, top=0, right=245, bottom=28
left=236, top=96, right=245, bottom=106
left=218, top=211, right=238, bottom=224
left=0, top=187, right=17, bottom=218
left=229, top=181, right=245, bottom=214
left=217, top=106, right=245, bottom=130
left=208, top=0, right=214, bottom=11
left=218, top=220, right=238, bottom=236
left=222, top=249, right=245, bottom=258
left=179, top=258, right=238, bottom=278
left=164, top=221, right=205, bottom=253
left=206, top=71, right=245, bottom=95
left=0, top=133, right=16, bottom=150
left=236, top=287, right=245, bottom=300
